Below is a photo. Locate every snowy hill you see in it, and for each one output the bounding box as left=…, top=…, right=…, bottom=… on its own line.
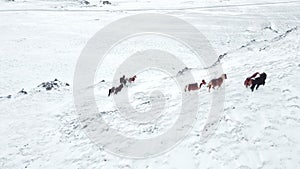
left=0, top=0, right=300, bottom=168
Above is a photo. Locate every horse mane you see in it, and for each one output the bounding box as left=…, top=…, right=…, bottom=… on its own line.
left=219, top=74, right=226, bottom=80
left=250, top=72, right=260, bottom=79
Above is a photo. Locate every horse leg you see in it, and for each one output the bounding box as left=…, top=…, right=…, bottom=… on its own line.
left=108, top=89, right=111, bottom=97
left=256, top=84, right=260, bottom=90
left=250, top=84, right=256, bottom=92
left=185, top=85, right=188, bottom=92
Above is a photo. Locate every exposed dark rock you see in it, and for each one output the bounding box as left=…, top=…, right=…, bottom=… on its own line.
left=18, top=89, right=27, bottom=95
left=204, top=52, right=227, bottom=69
left=37, top=79, right=70, bottom=91
left=0, top=95, right=12, bottom=99
left=102, top=1, right=111, bottom=5
left=272, top=26, right=298, bottom=42
left=81, top=0, right=90, bottom=5
left=240, top=39, right=256, bottom=49
left=177, top=67, right=192, bottom=76
left=263, top=26, right=279, bottom=34
left=259, top=46, right=268, bottom=51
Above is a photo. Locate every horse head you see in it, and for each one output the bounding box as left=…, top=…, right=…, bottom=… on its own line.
left=261, top=72, right=267, bottom=80
left=244, top=78, right=253, bottom=88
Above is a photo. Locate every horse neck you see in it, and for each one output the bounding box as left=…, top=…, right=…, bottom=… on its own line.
left=251, top=72, right=259, bottom=78
left=199, top=83, right=203, bottom=88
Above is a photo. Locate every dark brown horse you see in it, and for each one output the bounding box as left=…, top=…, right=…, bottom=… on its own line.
left=128, top=75, right=137, bottom=83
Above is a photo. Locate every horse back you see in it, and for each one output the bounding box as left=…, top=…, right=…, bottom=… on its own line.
left=188, top=83, right=198, bottom=90
left=210, top=78, right=223, bottom=86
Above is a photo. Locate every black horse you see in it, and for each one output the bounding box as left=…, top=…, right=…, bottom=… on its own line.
left=250, top=72, right=267, bottom=92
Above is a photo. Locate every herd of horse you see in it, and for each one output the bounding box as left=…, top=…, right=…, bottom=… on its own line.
left=108, top=75, right=137, bottom=96
left=184, top=72, right=267, bottom=93
left=185, top=74, right=228, bottom=92
left=107, top=72, right=267, bottom=96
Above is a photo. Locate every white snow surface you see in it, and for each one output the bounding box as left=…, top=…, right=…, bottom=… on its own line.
left=1, top=0, right=300, bottom=168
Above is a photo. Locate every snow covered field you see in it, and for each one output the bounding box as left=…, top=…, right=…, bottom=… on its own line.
left=1, top=0, right=300, bottom=168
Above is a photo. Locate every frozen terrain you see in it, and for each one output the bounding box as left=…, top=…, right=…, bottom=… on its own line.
left=1, top=0, right=300, bottom=168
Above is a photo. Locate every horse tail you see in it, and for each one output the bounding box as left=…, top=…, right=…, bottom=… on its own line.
left=207, top=82, right=212, bottom=88
left=184, top=85, right=187, bottom=92
left=244, top=78, right=249, bottom=86
left=207, top=82, right=212, bottom=92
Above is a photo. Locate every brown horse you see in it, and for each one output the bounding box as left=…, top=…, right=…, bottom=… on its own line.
left=185, top=80, right=206, bottom=92
left=207, top=74, right=227, bottom=92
